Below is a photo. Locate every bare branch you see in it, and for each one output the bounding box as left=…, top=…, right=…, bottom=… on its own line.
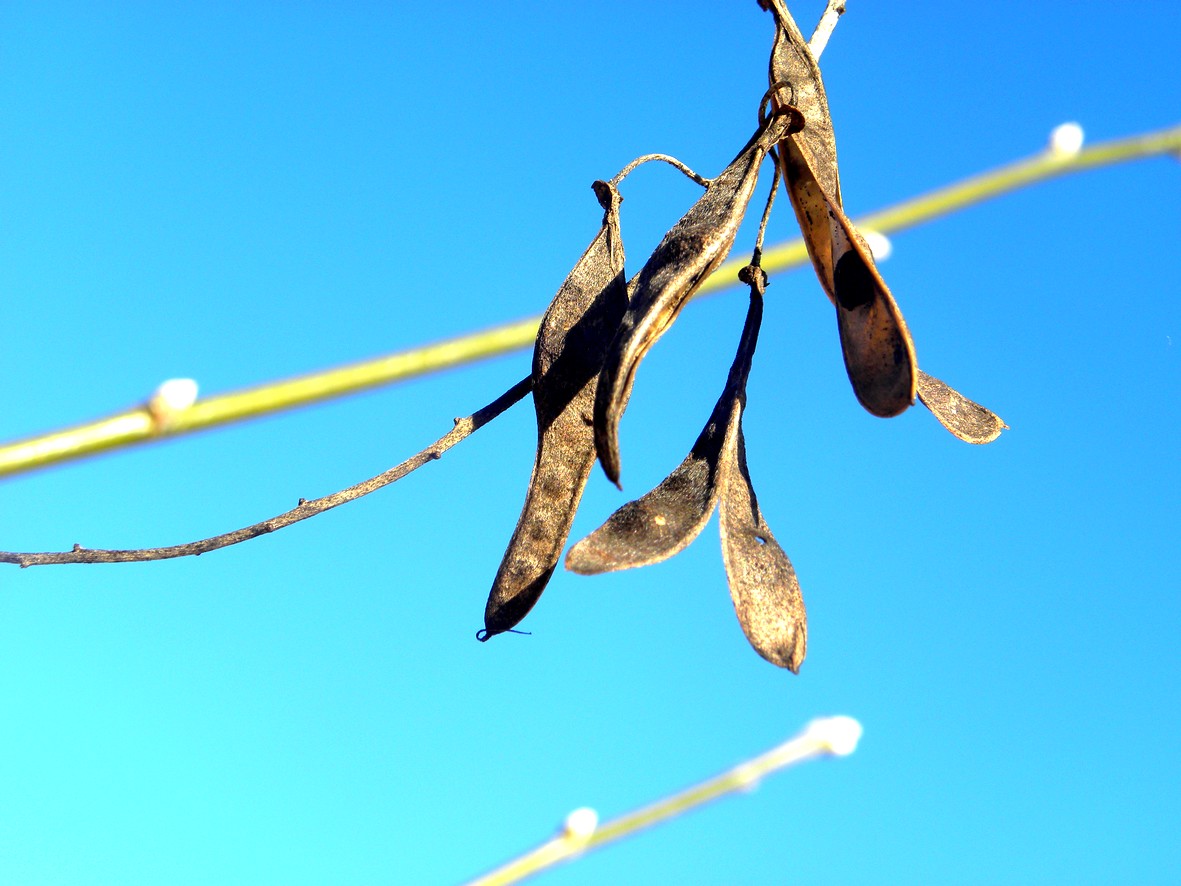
left=0, top=377, right=531, bottom=568
left=809, top=0, right=847, bottom=59
left=462, top=716, right=862, bottom=886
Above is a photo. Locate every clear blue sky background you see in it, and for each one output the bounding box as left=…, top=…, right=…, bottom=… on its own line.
left=2, top=2, right=1178, bottom=883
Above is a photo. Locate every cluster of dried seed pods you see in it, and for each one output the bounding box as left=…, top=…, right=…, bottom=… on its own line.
left=480, top=0, right=1007, bottom=670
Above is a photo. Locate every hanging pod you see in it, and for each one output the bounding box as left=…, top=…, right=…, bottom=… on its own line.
left=720, top=424, right=807, bottom=672
left=760, top=0, right=917, bottom=418
left=568, top=261, right=765, bottom=575
left=481, top=181, right=628, bottom=640
left=718, top=269, right=806, bottom=672
left=593, top=110, right=800, bottom=488
left=570, top=264, right=807, bottom=672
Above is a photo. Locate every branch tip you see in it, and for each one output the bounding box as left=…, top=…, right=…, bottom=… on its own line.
left=561, top=807, right=598, bottom=843
left=805, top=715, right=863, bottom=756
left=1048, top=121, right=1085, bottom=158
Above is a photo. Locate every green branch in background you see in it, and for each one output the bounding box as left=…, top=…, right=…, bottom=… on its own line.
left=462, top=716, right=862, bottom=886
left=2, top=122, right=1178, bottom=480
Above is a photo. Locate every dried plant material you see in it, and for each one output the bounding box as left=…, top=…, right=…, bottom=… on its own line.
left=720, top=426, right=806, bottom=672
left=567, top=263, right=770, bottom=575
left=916, top=370, right=1008, bottom=444
left=760, top=0, right=839, bottom=200
left=716, top=272, right=807, bottom=672
left=593, top=111, right=799, bottom=488
left=761, top=0, right=917, bottom=418
left=481, top=182, right=628, bottom=639
left=565, top=390, right=738, bottom=575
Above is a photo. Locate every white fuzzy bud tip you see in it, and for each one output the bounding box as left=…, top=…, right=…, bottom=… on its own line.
left=805, top=716, right=863, bottom=757
left=562, top=807, right=598, bottom=841
left=1049, top=122, right=1085, bottom=158
left=150, top=378, right=199, bottom=412
left=860, top=229, right=893, bottom=262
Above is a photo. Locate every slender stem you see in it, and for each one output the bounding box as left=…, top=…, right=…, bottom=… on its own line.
left=610, top=153, right=711, bottom=188
left=753, top=161, right=781, bottom=258
left=0, top=377, right=530, bottom=567
left=2, top=123, right=1178, bottom=479
left=462, top=717, right=863, bottom=886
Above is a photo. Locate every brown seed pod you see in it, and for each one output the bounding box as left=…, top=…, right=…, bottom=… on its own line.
left=565, top=380, right=740, bottom=575
left=481, top=181, right=628, bottom=639
left=567, top=260, right=768, bottom=574
left=719, top=424, right=807, bottom=673
left=593, top=111, right=796, bottom=488
left=760, top=0, right=840, bottom=200
left=762, top=0, right=917, bottom=418
left=717, top=269, right=807, bottom=672
left=916, top=370, right=1009, bottom=444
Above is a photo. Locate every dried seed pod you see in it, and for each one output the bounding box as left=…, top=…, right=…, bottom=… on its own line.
left=762, top=0, right=917, bottom=418
left=916, top=370, right=1009, bottom=444
left=481, top=181, right=627, bottom=639
left=718, top=270, right=806, bottom=672
left=567, top=263, right=768, bottom=575
left=593, top=111, right=797, bottom=487
left=761, top=0, right=839, bottom=200
left=720, top=425, right=807, bottom=673
left=565, top=385, right=739, bottom=575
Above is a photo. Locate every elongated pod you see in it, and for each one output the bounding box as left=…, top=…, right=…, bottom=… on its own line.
left=593, top=111, right=797, bottom=487
left=761, top=0, right=917, bottom=417
left=481, top=181, right=627, bottom=639
left=720, top=424, right=807, bottom=673
left=716, top=270, right=807, bottom=672
left=566, top=279, right=763, bottom=575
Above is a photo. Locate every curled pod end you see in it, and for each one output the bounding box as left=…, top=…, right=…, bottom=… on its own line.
left=591, top=179, right=622, bottom=213
left=482, top=565, right=557, bottom=640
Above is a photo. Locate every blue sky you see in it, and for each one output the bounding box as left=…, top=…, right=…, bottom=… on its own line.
left=1, top=2, right=1178, bottom=883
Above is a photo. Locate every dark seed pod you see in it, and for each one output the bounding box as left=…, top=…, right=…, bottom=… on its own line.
left=481, top=181, right=627, bottom=639
left=568, top=259, right=768, bottom=574
left=593, top=112, right=794, bottom=487
left=762, top=0, right=917, bottom=418
left=565, top=381, right=740, bottom=575
left=916, top=370, right=1009, bottom=444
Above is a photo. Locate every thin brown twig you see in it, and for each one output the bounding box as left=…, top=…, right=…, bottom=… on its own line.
left=609, top=153, right=711, bottom=188
left=0, top=377, right=531, bottom=568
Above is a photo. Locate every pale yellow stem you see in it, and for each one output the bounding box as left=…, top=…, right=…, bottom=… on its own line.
left=462, top=717, right=862, bottom=886
left=2, top=123, right=1178, bottom=479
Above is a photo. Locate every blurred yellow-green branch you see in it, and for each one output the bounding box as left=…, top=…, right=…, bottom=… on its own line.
left=2, top=122, right=1178, bottom=480
left=463, top=716, right=862, bottom=886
